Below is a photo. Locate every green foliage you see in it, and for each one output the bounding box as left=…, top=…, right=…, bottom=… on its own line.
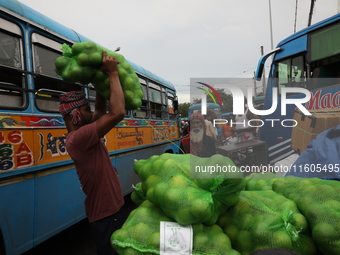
left=191, top=88, right=234, bottom=113
left=217, top=88, right=233, bottom=113
left=178, top=102, right=191, bottom=118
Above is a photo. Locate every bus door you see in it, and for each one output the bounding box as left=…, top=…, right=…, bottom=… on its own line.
left=260, top=54, right=306, bottom=164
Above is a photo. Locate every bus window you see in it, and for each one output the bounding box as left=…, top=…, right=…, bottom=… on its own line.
left=134, top=78, right=149, bottom=118
left=0, top=19, right=26, bottom=109
left=167, top=92, right=176, bottom=120
left=276, top=59, right=289, bottom=89
left=275, top=55, right=305, bottom=93
left=32, top=34, right=80, bottom=112
left=309, top=23, right=340, bottom=89
left=87, top=87, right=130, bottom=117
left=291, top=56, right=304, bottom=84
left=161, top=88, right=168, bottom=119
left=0, top=32, right=22, bottom=69
left=149, top=82, right=162, bottom=119
left=310, top=22, right=340, bottom=62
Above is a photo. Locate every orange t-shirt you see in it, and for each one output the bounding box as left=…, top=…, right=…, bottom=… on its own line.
left=222, top=124, right=233, bottom=140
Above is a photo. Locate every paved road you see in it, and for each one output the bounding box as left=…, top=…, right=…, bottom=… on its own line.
left=22, top=196, right=137, bottom=255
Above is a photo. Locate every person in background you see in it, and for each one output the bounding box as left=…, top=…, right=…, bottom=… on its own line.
left=182, top=120, right=190, bottom=136
left=204, top=114, right=218, bottom=141
left=205, top=109, right=218, bottom=141
left=286, top=124, right=340, bottom=179
left=233, top=97, right=259, bottom=142
left=221, top=115, right=235, bottom=140
left=179, top=112, right=217, bottom=157
left=59, top=50, right=126, bottom=255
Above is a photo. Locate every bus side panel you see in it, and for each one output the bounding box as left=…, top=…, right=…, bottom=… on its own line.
left=0, top=175, right=35, bottom=255
left=115, top=149, right=152, bottom=196
left=260, top=94, right=303, bottom=164
left=108, top=124, right=180, bottom=195
left=34, top=168, right=85, bottom=246
left=153, top=142, right=179, bottom=155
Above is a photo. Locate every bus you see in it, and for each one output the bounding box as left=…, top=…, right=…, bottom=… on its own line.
left=0, top=0, right=180, bottom=254
left=188, top=103, right=222, bottom=119
left=255, top=13, right=340, bottom=164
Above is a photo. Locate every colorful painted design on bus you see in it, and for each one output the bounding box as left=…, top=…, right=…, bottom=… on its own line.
left=305, top=90, right=340, bottom=110
left=0, top=120, right=178, bottom=172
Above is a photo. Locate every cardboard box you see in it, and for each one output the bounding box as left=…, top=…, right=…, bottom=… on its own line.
left=291, top=108, right=340, bottom=154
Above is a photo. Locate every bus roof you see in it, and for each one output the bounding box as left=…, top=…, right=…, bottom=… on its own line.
left=277, top=13, right=340, bottom=47
left=189, top=103, right=221, bottom=110
left=221, top=112, right=233, bottom=118
left=0, top=0, right=175, bottom=90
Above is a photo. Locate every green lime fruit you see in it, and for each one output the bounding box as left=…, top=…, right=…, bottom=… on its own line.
left=193, top=232, right=209, bottom=252
left=291, top=213, right=308, bottom=232
left=123, top=77, right=135, bottom=91
left=88, top=52, right=102, bottom=66
left=83, top=41, right=97, bottom=51
left=131, top=98, right=142, bottom=109
left=124, top=90, right=135, bottom=103
left=236, top=230, right=253, bottom=251
left=132, top=223, right=151, bottom=244
left=147, top=232, right=160, bottom=248
left=224, top=224, right=239, bottom=241
left=76, top=52, right=89, bottom=66
left=145, top=175, right=161, bottom=190
left=271, top=230, right=292, bottom=249
left=191, top=198, right=211, bottom=219
left=55, top=57, right=70, bottom=73
left=312, top=222, right=337, bottom=241
left=211, top=232, right=232, bottom=249
left=71, top=42, right=85, bottom=55
left=118, top=67, right=128, bottom=81
left=169, top=175, right=189, bottom=189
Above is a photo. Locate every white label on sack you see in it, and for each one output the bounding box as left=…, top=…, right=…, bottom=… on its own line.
left=160, top=221, right=193, bottom=255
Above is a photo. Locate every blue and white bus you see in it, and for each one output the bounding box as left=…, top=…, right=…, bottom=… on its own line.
left=0, top=0, right=180, bottom=254
left=188, top=103, right=222, bottom=119
left=255, top=13, right=340, bottom=164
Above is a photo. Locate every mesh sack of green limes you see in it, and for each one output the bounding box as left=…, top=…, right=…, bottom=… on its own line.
left=130, top=182, right=147, bottom=207
left=133, top=153, right=245, bottom=226
left=217, top=190, right=317, bottom=255
left=111, top=200, right=241, bottom=255
left=244, top=172, right=284, bottom=191
left=272, top=177, right=340, bottom=255
left=54, top=41, right=143, bottom=110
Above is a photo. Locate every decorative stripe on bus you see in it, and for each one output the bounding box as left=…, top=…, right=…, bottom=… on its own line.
left=270, top=149, right=296, bottom=164
left=268, top=144, right=292, bottom=158
left=268, top=138, right=291, bottom=151
left=0, top=126, right=179, bottom=172
left=0, top=115, right=177, bottom=128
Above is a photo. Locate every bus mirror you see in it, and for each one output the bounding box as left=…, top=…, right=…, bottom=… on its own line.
left=255, top=47, right=282, bottom=81
left=173, top=98, right=178, bottom=112
left=256, top=63, right=265, bottom=81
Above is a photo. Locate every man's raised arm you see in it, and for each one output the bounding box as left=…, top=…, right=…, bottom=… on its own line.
left=95, top=50, right=125, bottom=138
